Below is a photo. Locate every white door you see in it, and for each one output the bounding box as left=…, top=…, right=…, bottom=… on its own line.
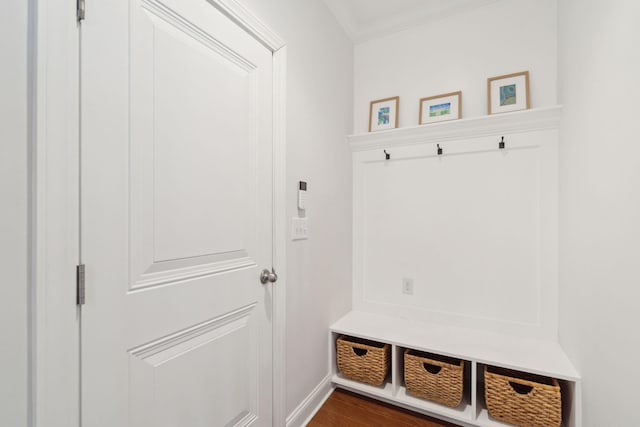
left=80, top=0, right=274, bottom=425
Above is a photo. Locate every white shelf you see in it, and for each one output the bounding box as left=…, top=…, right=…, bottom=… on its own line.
left=348, top=106, right=562, bottom=151
left=332, top=311, right=579, bottom=381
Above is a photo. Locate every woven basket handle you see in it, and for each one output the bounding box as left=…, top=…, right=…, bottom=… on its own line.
left=352, top=347, right=368, bottom=357
left=509, top=381, right=534, bottom=395
left=422, top=362, right=442, bottom=375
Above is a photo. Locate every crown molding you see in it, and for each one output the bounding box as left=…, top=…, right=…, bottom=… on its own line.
left=323, top=0, right=501, bottom=44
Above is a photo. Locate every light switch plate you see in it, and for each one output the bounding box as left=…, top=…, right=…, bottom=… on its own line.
left=291, top=217, right=309, bottom=240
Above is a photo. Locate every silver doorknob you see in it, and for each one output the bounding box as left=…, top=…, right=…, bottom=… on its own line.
left=260, top=268, right=278, bottom=284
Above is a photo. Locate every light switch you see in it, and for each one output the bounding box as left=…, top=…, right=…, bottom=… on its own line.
left=291, top=217, right=309, bottom=241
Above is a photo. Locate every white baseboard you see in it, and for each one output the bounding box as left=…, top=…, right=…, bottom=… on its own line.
left=285, top=374, right=333, bottom=427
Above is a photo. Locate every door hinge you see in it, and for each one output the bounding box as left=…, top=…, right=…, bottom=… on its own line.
left=77, top=0, right=86, bottom=22
left=76, top=264, right=86, bottom=305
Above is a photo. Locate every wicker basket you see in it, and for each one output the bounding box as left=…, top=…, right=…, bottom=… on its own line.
left=404, top=349, right=464, bottom=407
left=484, top=365, right=562, bottom=427
left=336, top=335, right=390, bottom=386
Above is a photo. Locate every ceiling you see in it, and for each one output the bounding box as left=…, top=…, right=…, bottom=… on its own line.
left=323, top=0, right=500, bottom=43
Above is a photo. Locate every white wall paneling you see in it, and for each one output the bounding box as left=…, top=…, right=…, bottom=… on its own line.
left=352, top=108, right=560, bottom=340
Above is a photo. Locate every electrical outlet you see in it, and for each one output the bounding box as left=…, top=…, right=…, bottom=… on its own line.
left=402, top=278, right=413, bottom=295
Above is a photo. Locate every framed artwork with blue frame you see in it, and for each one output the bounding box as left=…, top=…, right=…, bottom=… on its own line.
left=487, top=71, right=530, bottom=115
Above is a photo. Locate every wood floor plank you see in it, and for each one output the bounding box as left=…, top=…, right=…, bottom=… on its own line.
left=322, top=392, right=421, bottom=427
left=308, top=408, right=372, bottom=427
left=308, top=388, right=460, bottom=427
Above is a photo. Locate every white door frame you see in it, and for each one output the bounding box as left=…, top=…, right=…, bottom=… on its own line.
left=33, top=0, right=288, bottom=425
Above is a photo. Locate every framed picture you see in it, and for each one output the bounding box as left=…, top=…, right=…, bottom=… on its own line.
left=487, top=71, right=530, bottom=114
left=369, top=96, right=399, bottom=132
left=419, top=91, right=462, bottom=125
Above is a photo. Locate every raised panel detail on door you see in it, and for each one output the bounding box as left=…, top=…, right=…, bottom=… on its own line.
left=129, top=304, right=258, bottom=426
left=129, top=0, right=262, bottom=291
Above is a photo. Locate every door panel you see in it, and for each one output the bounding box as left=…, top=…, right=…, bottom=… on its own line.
left=148, top=2, right=255, bottom=263
left=128, top=304, right=257, bottom=427
left=81, top=0, right=273, bottom=425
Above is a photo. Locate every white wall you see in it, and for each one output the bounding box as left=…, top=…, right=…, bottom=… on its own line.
left=234, top=0, right=354, bottom=420
left=352, top=127, right=559, bottom=340
left=353, top=0, right=557, bottom=134
left=0, top=2, right=30, bottom=426
left=558, top=1, right=640, bottom=425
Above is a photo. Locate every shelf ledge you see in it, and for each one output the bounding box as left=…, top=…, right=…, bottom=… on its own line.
left=331, top=310, right=580, bottom=381
left=348, top=106, right=562, bottom=152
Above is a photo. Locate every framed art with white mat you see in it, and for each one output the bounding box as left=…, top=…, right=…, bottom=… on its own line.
left=419, top=91, right=462, bottom=125
left=369, top=96, right=399, bottom=132
left=487, top=71, right=530, bottom=114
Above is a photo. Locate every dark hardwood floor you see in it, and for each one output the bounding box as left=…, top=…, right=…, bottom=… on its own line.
left=307, top=388, right=460, bottom=427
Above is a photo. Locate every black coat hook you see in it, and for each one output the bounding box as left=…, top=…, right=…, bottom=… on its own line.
left=437, top=144, right=443, bottom=156
left=384, top=150, right=390, bottom=160
left=499, top=136, right=505, bottom=149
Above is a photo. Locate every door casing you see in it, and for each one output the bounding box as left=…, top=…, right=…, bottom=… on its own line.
left=33, top=0, right=287, bottom=425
